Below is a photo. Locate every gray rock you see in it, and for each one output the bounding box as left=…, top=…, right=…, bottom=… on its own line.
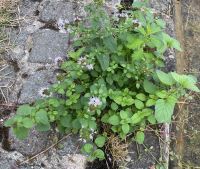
left=28, top=30, right=69, bottom=64
left=9, top=128, right=50, bottom=156
left=19, top=0, right=40, bottom=18
left=0, top=63, right=16, bottom=101
left=57, top=135, right=82, bottom=156
left=44, top=154, right=87, bottom=169
left=18, top=70, right=56, bottom=104
left=39, top=0, right=77, bottom=23
left=0, top=145, right=24, bottom=169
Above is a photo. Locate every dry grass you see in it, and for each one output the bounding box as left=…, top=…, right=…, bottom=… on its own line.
left=0, top=0, right=19, bottom=10
left=0, top=0, right=19, bottom=103
left=105, top=135, right=129, bottom=165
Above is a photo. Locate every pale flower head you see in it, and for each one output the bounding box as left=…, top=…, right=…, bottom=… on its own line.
left=77, top=56, right=87, bottom=65
left=86, top=64, right=94, bottom=70
left=88, top=96, right=102, bottom=107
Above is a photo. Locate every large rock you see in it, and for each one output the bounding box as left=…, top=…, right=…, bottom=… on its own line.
left=39, top=0, right=77, bottom=23
left=9, top=128, right=50, bottom=156
left=57, top=135, right=82, bottom=156
left=28, top=29, right=69, bottom=64
left=18, top=70, right=56, bottom=104
left=0, top=145, right=24, bottom=169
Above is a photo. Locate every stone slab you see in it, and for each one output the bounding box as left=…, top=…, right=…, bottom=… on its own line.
left=39, top=0, right=77, bottom=23
left=18, top=70, right=56, bottom=104
left=28, top=29, right=69, bottom=64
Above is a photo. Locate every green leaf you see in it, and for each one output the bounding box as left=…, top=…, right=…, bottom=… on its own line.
left=35, top=110, right=49, bottom=125
left=135, top=131, right=145, bottom=144
left=103, top=36, right=117, bottom=52
left=4, top=118, right=15, bottom=127
left=60, top=115, right=72, bottom=128
left=83, top=143, right=93, bottom=154
left=95, top=136, right=106, bottom=148
left=131, top=113, right=142, bottom=124
left=136, top=93, right=146, bottom=101
left=156, top=70, right=175, bottom=86
left=143, top=80, right=157, bottom=94
left=72, top=119, right=81, bottom=129
left=89, top=120, right=97, bottom=130
left=108, top=115, right=120, bottom=125
left=127, top=35, right=144, bottom=49
left=22, top=118, right=34, bottom=128
left=93, top=149, right=105, bottom=160
left=131, top=49, right=143, bottom=60
left=111, top=102, right=118, bottom=111
left=122, top=124, right=130, bottom=134
left=36, top=123, right=51, bottom=131
left=156, top=90, right=168, bottom=98
left=171, top=72, right=200, bottom=92
left=146, top=99, right=156, bottom=107
left=171, top=38, right=182, bottom=51
left=135, top=99, right=144, bottom=109
left=120, top=110, right=129, bottom=119
left=155, top=96, right=177, bottom=123
left=17, top=105, right=33, bottom=116
left=69, top=47, right=85, bottom=59
left=13, top=127, right=29, bottom=140
left=101, top=114, right=109, bottom=123
left=147, top=115, right=156, bottom=124
left=132, top=1, right=146, bottom=8
left=96, top=55, right=110, bottom=71
left=156, top=19, right=166, bottom=28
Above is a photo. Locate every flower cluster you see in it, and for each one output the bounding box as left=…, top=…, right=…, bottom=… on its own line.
left=88, top=96, right=102, bottom=107
left=77, top=56, right=94, bottom=70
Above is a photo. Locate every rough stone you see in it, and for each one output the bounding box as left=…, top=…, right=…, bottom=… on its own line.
left=26, top=21, right=45, bottom=34
left=41, top=154, right=87, bottom=169
left=9, top=128, right=50, bottom=156
left=18, top=70, right=56, bottom=104
left=0, top=63, right=16, bottom=101
left=39, top=0, right=77, bottom=23
left=57, top=135, right=82, bottom=156
left=28, top=29, right=69, bottom=64
left=0, top=145, right=25, bottom=169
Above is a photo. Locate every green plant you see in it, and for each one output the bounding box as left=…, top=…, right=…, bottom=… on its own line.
left=4, top=1, right=199, bottom=161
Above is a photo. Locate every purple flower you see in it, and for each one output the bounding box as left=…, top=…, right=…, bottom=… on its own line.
left=88, top=96, right=102, bottom=107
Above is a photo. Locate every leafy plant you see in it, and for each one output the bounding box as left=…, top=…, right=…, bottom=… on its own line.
left=4, top=0, right=199, bottom=161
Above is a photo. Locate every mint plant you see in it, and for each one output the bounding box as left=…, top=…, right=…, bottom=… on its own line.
left=5, top=1, right=199, bottom=161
